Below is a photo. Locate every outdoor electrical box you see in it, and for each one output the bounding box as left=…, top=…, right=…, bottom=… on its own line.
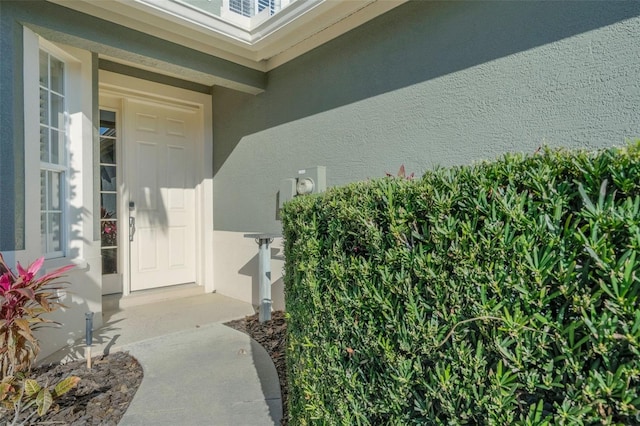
left=278, top=166, right=326, bottom=209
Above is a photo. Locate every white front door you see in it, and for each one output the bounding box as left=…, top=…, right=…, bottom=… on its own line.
left=125, top=100, right=197, bottom=291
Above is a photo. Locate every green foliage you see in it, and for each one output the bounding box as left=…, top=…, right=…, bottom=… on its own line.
left=282, top=141, right=640, bottom=425
left=0, top=254, right=73, bottom=377
left=0, top=254, right=77, bottom=425
left=1, top=374, right=80, bottom=425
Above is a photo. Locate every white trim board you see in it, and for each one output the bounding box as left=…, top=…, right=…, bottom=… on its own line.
left=48, top=0, right=407, bottom=71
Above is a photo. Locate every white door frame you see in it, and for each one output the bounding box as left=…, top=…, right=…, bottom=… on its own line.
left=99, top=70, right=214, bottom=295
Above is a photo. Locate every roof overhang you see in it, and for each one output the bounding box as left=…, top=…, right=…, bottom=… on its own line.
left=48, top=0, right=407, bottom=72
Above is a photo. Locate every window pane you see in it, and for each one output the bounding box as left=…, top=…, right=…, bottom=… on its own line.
left=100, top=165, right=117, bottom=191
left=40, top=126, right=49, bottom=162
left=39, top=51, right=48, bottom=87
left=39, top=51, right=66, bottom=258
left=48, top=171, right=61, bottom=210
left=50, top=93, right=64, bottom=130
left=50, top=57, right=64, bottom=94
left=100, top=138, right=116, bottom=164
left=230, top=0, right=252, bottom=16
left=49, top=129, right=63, bottom=164
left=101, top=193, right=117, bottom=219
left=41, top=213, right=47, bottom=252
left=39, top=88, right=49, bottom=125
left=102, top=248, right=118, bottom=275
left=48, top=213, right=62, bottom=252
left=40, top=171, right=47, bottom=210
left=101, top=220, right=118, bottom=247
left=258, top=0, right=270, bottom=13
left=100, top=110, right=116, bottom=137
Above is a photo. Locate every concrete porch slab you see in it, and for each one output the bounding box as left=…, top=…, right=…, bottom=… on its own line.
left=43, top=292, right=257, bottom=364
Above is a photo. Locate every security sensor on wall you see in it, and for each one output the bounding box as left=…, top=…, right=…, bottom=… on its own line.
left=278, top=166, right=326, bottom=209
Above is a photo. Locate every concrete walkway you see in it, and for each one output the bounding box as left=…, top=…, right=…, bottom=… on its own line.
left=44, top=292, right=283, bottom=425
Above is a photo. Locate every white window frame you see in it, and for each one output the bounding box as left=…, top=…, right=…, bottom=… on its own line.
left=222, top=0, right=292, bottom=26
left=23, top=29, right=92, bottom=267
left=38, top=47, right=69, bottom=259
left=229, top=0, right=276, bottom=17
left=98, top=106, right=122, bottom=288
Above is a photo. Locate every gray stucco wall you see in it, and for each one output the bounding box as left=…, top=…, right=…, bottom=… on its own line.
left=182, top=0, right=224, bottom=16
left=0, top=2, right=25, bottom=250
left=212, top=1, right=640, bottom=233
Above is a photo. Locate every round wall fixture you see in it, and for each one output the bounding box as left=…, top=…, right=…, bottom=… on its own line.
left=296, top=178, right=314, bottom=195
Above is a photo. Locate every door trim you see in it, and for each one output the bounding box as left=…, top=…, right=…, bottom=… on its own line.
left=99, top=70, right=214, bottom=295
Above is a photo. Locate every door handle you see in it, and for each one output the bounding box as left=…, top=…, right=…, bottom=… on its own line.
left=129, top=217, right=136, bottom=242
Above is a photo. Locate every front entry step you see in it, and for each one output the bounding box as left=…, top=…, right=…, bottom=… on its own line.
left=103, top=283, right=205, bottom=312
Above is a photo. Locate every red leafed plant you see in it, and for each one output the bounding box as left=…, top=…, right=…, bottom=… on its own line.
left=385, top=164, right=415, bottom=180
left=0, top=254, right=78, bottom=425
left=0, top=253, right=73, bottom=377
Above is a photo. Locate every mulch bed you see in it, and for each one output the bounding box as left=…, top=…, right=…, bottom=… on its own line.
left=0, top=351, right=143, bottom=425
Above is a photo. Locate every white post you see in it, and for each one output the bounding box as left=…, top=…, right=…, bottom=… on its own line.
left=258, top=237, right=272, bottom=323
left=244, top=234, right=280, bottom=323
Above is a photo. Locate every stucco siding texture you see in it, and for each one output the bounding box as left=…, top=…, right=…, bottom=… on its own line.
left=219, top=2, right=639, bottom=233
left=0, top=2, right=24, bottom=250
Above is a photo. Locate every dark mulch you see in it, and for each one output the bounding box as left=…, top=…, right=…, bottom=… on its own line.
left=0, top=351, right=144, bottom=425
left=1, top=311, right=288, bottom=425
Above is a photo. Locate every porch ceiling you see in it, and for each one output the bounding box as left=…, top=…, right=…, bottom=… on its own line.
left=47, top=0, right=407, bottom=72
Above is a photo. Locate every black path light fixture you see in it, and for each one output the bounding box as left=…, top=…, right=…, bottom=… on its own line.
left=85, top=312, right=94, bottom=368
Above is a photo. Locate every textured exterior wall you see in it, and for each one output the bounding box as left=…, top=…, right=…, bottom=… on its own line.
left=0, top=2, right=25, bottom=250
left=212, top=1, right=640, bottom=234
left=213, top=232, right=285, bottom=311
left=182, top=0, right=224, bottom=16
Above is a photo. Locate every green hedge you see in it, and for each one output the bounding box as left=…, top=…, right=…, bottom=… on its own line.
left=282, top=142, right=640, bottom=425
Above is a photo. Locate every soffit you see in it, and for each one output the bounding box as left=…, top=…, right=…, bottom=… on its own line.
left=47, top=0, right=406, bottom=72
